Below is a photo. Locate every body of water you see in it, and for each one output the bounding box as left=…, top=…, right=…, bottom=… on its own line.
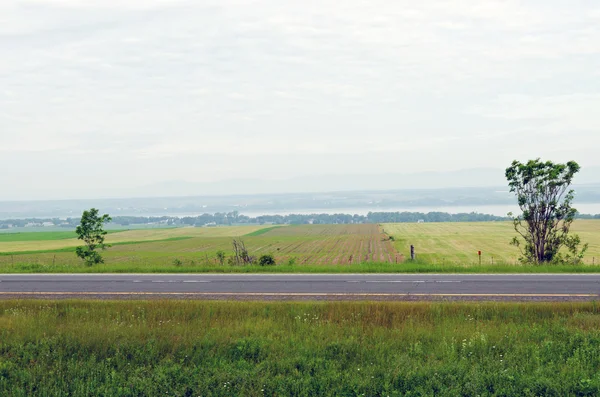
left=238, top=203, right=600, bottom=217
left=2, top=204, right=600, bottom=220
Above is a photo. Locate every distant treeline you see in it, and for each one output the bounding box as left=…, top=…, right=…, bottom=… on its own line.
left=2, top=211, right=599, bottom=229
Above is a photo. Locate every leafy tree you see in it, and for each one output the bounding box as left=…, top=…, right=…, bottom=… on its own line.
left=75, top=208, right=112, bottom=266
left=506, top=159, right=588, bottom=264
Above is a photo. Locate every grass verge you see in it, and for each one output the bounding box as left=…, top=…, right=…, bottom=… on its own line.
left=0, top=300, right=599, bottom=396
left=2, top=261, right=600, bottom=273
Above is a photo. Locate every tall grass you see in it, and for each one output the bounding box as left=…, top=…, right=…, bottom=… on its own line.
left=0, top=300, right=599, bottom=395
left=3, top=260, right=600, bottom=273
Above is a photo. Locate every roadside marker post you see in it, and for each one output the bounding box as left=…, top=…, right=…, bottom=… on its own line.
left=478, top=251, right=482, bottom=266
left=410, top=245, right=415, bottom=261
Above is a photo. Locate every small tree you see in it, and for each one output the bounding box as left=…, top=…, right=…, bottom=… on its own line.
left=216, top=250, right=226, bottom=266
left=506, top=159, right=588, bottom=264
left=75, top=208, right=112, bottom=266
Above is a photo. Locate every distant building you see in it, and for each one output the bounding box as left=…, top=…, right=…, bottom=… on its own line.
left=417, top=219, right=425, bottom=223
left=42, top=222, right=55, bottom=227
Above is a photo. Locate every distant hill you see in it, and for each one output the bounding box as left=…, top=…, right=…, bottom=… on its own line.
left=132, top=166, right=600, bottom=197
left=132, top=168, right=505, bottom=197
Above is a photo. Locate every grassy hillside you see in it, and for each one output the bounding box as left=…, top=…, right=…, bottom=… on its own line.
left=0, top=300, right=599, bottom=396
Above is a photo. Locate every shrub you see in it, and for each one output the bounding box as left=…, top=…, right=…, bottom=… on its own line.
left=258, top=254, right=276, bottom=266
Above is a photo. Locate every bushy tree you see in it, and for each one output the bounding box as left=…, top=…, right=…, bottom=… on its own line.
left=258, top=254, right=276, bottom=266
left=506, top=159, right=588, bottom=264
left=75, top=208, right=112, bottom=266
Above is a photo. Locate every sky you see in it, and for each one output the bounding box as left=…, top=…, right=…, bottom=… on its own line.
left=1, top=0, right=599, bottom=200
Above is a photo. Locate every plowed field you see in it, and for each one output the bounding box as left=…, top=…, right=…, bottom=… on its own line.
left=258, top=224, right=401, bottom=264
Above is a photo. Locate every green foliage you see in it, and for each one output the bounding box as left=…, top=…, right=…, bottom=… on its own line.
left=1, top=301, right=600, bottom=396
left=172, top=258, right=183, bottom=266
left=216, top=250, right=226, bottom=265
left=75, top=208, right=112, bottom=266
left=258, top=253, right=276, bottom=266
left=506, top=159, right=588, bottom=264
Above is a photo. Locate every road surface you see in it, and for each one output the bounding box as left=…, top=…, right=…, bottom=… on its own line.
left=1, top=274, right=599, bottom=300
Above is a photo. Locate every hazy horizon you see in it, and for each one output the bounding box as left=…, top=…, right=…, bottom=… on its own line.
left=2, top=0, right=599, bottom=200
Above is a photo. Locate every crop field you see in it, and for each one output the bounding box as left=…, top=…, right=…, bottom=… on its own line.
left=0, top=300, right=599, bottom=396
left=0, top=224, right=400, bottom=272
left=1, top=221, right=600, bottom=272
left=384, top=220, right=600, bottom=265
left=256, top=224, right=400, bottom=264
left=0, top=225, right=269, bottom=253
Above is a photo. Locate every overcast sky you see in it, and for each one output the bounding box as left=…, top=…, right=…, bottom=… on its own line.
left=1, top=0, right=599, bottom=200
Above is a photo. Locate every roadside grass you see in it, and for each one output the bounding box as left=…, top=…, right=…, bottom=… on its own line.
left=0, top=300, right=599, bottom=396
left=3, top=260, right=600, bottom=273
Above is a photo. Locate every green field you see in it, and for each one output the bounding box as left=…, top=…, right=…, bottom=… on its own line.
left=0, top=224, right=402, bottom=273
left=0, top=300, right=599, bottom=396
left=0, top=229, right=126, bottom=243
left=0, top=221, right=599, bottom=273
left=385, top=220, right=600, bottom=266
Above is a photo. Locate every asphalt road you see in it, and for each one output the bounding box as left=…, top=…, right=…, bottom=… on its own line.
left=1, top=274, right=600, bottom=300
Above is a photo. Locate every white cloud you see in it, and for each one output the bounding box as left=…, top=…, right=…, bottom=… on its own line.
left=469, top=94, right=600, bottom=130
left=0, top=0, right=599, bottom=199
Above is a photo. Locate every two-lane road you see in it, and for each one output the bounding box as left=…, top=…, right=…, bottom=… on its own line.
left=1, top=274, right=599, bottom=300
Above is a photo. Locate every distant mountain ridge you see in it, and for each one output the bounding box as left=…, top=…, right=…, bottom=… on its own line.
left=1, top=166, right=598, bottom=203
left=132, top=166, right=600, bottom=198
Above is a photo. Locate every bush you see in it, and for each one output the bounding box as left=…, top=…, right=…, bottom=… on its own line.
left=172, top=258, right=183, bottom=267
left=258, top=254, right=276, bottom=266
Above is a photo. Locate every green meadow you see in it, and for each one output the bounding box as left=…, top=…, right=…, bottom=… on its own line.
left=0, top=300, right=599, bottom=396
